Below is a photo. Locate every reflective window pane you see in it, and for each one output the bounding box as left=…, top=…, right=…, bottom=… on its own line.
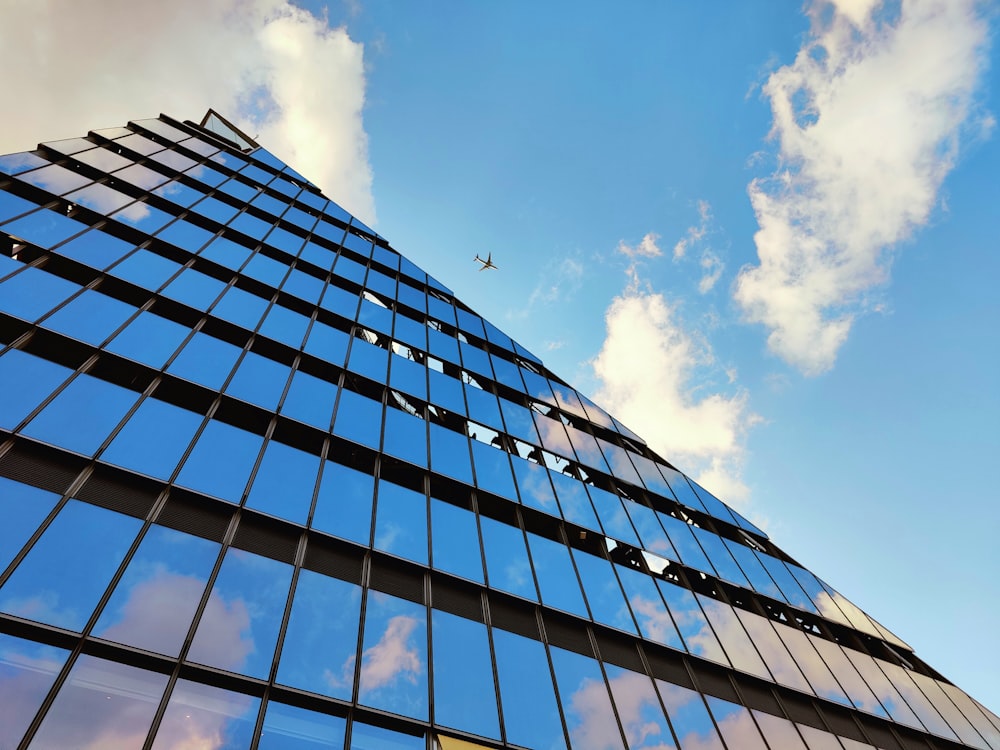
left=0, top=500, right=142, bottom=631
left=258, top=701, right=347, bottom=750
left=93, top=524, right=220, bottom=656
left=28, top=656, right=168, bottom=750
left=493, top=629, right=566, bottom=750
left=0, top=349, right=73, bottom=431
left=187, top=548, right=293, bottom=679
left=0, top=633, right=69, bottom=749
left=527, top=532, right=588, bottom=618
left=374, top=480, right=428, bottom=565
left=245, top=440, right=321, bottom=525
left=358, top=592, right=428, bottom=720
left=604, top=663, right=676, bottom=750
left=151, top=679, right=260, bottom=750
left=432, top=609, right=500, bottom=739
left=0, top=478, right=59, bottom=572
left=550, top=646, right=625, bottom=750
left=176, top=420, right=264, bottom=503
left=656, top=681, right=724, bottom=750
left=430, top=498, right=484, bottom=583
left=312, top=461, right=375, bottom=545
left=277, top=569, right=361, bottom=700
left=101, top=397, right=203, bottom=480
left=705, top=697, right=768, bottom=750
left=480, top=516, right=537, bottom=601
left=167, top=332, right=243, bottom=390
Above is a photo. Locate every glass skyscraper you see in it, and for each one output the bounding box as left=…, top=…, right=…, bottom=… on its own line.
left=0, top=111, right=995, bottom=750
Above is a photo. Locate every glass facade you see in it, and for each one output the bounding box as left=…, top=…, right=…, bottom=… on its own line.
left=0, top=112, right=996, bottom=750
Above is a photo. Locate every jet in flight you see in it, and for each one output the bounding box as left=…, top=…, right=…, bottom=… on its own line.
left=474, top=253, right=498, bottom=271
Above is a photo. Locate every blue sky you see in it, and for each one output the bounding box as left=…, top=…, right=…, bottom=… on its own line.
left=3, top=0, right=997, bottom=715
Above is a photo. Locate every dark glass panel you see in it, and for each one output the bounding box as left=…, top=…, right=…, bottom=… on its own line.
left=93, top=524, right=219, bottom=656
left=432, top=610, right=501, bottom=739
left=0, top=500, right=142, bottom=631
left=176, top=420, right=264, bottom=503
left=27, top=656, right=168, bottom=749
left=358, top=592, right=428, bottom=720
left=0, top=634, right=69, bottom=749
left=374, top=480, right=428, bottom=565
left=22, top=374, right=139, bottom=455
left=277, top=569, right=362, bottom=700
left=187, top=548, right=293, bottom=679
left=101, top=397, right=203, bottom=480
left=311, top=460, right=375, bottom=545
left=151, top=679, right=260, bottom=750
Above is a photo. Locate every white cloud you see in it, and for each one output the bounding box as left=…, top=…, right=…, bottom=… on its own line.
left=591, top=243, right=758, bottom=504
left=358, top=614, right=423, bottom=692
left=735, top=0, right=992, bottom=374
left=0, top=0, right=374, bottom=224
left=672, top=201, right=710, bottom=260
left=698, top=251, right=724, bottom=294
left=620, top=233, right=664, bottom=260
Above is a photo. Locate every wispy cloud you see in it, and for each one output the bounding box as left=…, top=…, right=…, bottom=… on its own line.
left=0, top=0, right=374, bottom=224
left=735, top=0, right=993, bottom=374
left=591, top=238, right=758, bottom=505
left=672, top=201, right=726, bottom=295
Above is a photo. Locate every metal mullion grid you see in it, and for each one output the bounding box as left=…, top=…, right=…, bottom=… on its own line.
left=9, top=466, right=169, bottom=748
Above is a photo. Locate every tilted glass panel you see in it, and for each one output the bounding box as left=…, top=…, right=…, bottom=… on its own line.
left=303, top=320, right=350, bottom=367
left=656, top=681, right=724, bottom=750
left=55, top=228, right=135, bottom=270
left=0, top=500, right=142, bottom=631
left=471, top=440, right=518, bottom=500
left=588, top=486, right=641, bottom=547
left=200, top=235, right=254, bottom=269
left=374, top=480, right=428, bottom=565
left=615, top=563, right=683, bottom=651
left=655, top=579, right=728, bottom=665
left=878, top=659, right=958, bottom=741
left=382, top=408, right=428, bottom=468
left=757, top=551, right=818, bottom=614
left=499, top=397, right=539, bottom=445
left=151, top=678, right=260, bottom=750
left=733, top=608, right=812, bottom=693
left=175, top=420, right=264, bottom=503
left=428, top=368, right=466, bottom=415
left=432, top=609, right=501, bottom=739
left=153, top=180, right=206, bottom=209
left=0, top=266, right=81, bottom=322
left=320, top=284, right=361, bottom=321
left=225, top=351, right=292, bottom=411
left=510, top=455, right=559, bottom=516
left=809, top=636, right=887, bottom=716
left=110, top=200, right=175, bottom=235
left=332, top=389, right=383, bottom=450
left=22, top=374, right=139, bottom=455
left=938, top=682, right=1000, bottom=750
left=690, top=526, right=750, bottom=588
left=797, top=723, right=848, bottom=750
left=724, top=539, right=785, bottom=602
left=704, top=697, right=768, bottom=750
left=282, top=267, right=325, bottom=304
left=187, top=548, right=293, bottom=679
left=428, top=327, right=459, bottom=362
left=624, top=500, right=677, bottom=561
left=549, top=470, right=601, bottom=531
left=604, top=663, right=677, bottom=750
left=572, top=548, right=637, bottom=635
left=245, top=439, right=321, bottom=525
left=243, top=251, right=289, bottom=286
left=0, top=151, right=48, bottom=175
left=161, top=267, right=227, bottom=310
left=347, top=337, right=389, bottom=382
left=42, top=289, right=137, bottom=346
left=280, top=368, right=339, bottom=430
left=67, top=181, right=135, bottom=214
left=696, top=595, right=771, bottom=680
left=549, top=646, right=625, bottom=750
left=108, top=248, right=182, bottom=290
left=312, top=460, right=375, bottom=545
left=480, top=516, right=537, bottom=601
left=101, top=396, right=203, bottom=480
left=429, top=423, right=473, bottom=485
left=465, top=385, right=503, bottom=430
left=27, top=655, right=168, bottom=750
left=0, top=348, right=74, bottom=431
left=771, top=623, right=852, bottom=707
left=0, top=478, right=59, bottom=572
left=358, top=592, right=428, bottom=720
left=276, top=569, right=362, bottom=701
left=93, top=524, right=219, bottom=656
left=430, top=498, right=484, bottom=583
left=18, top=162, right=91, bottom=193
left=0, top=633, right=70, bottom=748
left=106, top=311, right=191, bottom=369
left=752, top=709, right=809, bottom=750
left=527, top=532, right=589, bottom=618
left=389, top=355, right=428, bottom=401
left=841, top=648, right=922, bottom=729
left=258, top=700, right=348, bottom=750
left=3, top=206, right=88, bottom=248
left=117, top=163, right=171, bottom=191
left=492, top=628, right=567, bottom=750
left=166, top=331, right=243, bottom=389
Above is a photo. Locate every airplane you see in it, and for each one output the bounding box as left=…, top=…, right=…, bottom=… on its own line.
left=474, top=253, right=498, bottom=271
